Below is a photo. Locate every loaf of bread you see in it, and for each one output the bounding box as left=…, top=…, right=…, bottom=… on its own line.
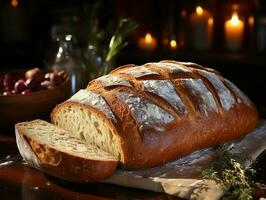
left=51, top=60, right=258, bottom=169
left=15, top=120, right=118, bottom=182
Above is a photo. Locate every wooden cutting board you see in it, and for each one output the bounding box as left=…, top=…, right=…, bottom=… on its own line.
left=102, top=120, right=266, bottom=200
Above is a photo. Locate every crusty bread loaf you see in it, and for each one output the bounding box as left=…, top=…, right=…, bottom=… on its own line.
left=15, top=120, right=118, bottom=182
left=51, top=60, right=258, bottom=169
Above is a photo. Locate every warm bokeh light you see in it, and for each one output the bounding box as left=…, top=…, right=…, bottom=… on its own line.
left=249, top=16, right=254, bottom=26
left=138, top=32, right=157, bottom=50
left=181, top=10, right=187, bottom=17
left=208, top=18, right=214, bottom=26
left=145, top=33, right=152, bottom=43
left=232, top=4, right=239, bottom=11
left=162, top=37, right=169, bottom=46
left=170, top=40, right=177, bottom=50
left=231, top=12, right=240, bottom=25
left=11, top=0, right=18, bottom=7
left=196, top=6, right=203, bottom=15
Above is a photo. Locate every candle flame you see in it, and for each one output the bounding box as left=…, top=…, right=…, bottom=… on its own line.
left=145, top=33, right=153, bottom=43
left=170, top=40, right=177, bottom=49
left=231, top=12, right=240, bottom=25
left=196, top=6, right=203, bottom=15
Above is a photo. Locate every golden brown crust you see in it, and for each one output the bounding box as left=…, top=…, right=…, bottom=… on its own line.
left=54, top=60, right=259, bottom=169
left=92, top=93, right=257, bottom=169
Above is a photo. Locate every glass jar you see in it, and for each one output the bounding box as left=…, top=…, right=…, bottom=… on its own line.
left=46, top=34, right=87, bottom=94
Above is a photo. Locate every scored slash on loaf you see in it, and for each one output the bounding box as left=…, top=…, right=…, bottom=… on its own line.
left=51, top=60, right=258, bottom=169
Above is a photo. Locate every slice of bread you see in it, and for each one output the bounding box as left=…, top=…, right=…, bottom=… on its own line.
left=15, top=119, right=118, bottom=182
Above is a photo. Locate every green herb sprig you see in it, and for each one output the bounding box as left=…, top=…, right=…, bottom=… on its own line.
left=202, top=145, right=256, bottom=200
left=105, top=18, right=138, bottom=63
left=88, top=18, right=138, bottom=79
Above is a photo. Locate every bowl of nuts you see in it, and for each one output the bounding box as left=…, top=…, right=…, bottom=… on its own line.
left=0, top=68, right=71, bottom=132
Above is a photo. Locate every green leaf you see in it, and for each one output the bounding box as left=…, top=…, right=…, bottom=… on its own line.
left=105, top=18, right=138, bottom=63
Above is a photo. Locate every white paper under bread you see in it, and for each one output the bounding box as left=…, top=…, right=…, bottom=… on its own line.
left=103, top=120, right=266, bottom=200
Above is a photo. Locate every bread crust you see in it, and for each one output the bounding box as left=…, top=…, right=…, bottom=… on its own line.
left=52, top=60, right=258, bottom=169
left=91, top=88, right=258, bottom=169
left=15, top=123, right=117, bottom=182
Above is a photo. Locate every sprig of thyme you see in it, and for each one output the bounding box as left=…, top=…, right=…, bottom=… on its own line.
left=202, top=145, right=256, bottom=200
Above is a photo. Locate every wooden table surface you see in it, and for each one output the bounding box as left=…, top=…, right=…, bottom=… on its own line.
left=0, top=133, right=265, bottom=200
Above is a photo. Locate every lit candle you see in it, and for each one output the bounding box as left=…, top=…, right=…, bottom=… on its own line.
left=137, top=33, right=157, bottom=50
left=225, top=12, right=244, bottom=51
left=190, top=6, right=213, bottom=50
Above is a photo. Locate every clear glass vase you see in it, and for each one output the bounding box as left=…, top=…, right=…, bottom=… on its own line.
left=47, top=34, right=87, bottom=94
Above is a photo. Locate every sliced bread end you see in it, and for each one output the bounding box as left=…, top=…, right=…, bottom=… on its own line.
left=15, top=119, right=118, bottom=182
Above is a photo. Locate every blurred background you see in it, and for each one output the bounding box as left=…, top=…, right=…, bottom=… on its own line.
left=0, top=0, right=266, bottom=116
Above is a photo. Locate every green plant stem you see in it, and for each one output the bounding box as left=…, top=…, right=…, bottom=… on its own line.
left=105, top=18, right=138, bottom=63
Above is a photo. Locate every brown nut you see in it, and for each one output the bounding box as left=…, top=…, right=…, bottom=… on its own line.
left=25, top=68, right=44, bottom=82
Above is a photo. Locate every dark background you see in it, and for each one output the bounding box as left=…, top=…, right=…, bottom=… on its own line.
left=0, top=0, right=266, bottom=116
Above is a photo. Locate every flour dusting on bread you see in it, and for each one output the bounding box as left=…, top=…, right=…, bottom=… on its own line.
left=180, top=78, right=218, bottom=116
left=198, top=70, right=235, bottom=110
left=117, top=92, right=175, bottom=132
left=141, top=80, right=187, bottom=115
left=119, top=66, right=159, bottom=78
left=69, top=89, right=117, bottom=123
left=96, top=74, right=132, bottom=87
left=146, top=62, right=192, bottom=73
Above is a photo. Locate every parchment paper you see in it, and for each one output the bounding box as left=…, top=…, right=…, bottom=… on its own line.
left=102, top=120, right=266, bottom=200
